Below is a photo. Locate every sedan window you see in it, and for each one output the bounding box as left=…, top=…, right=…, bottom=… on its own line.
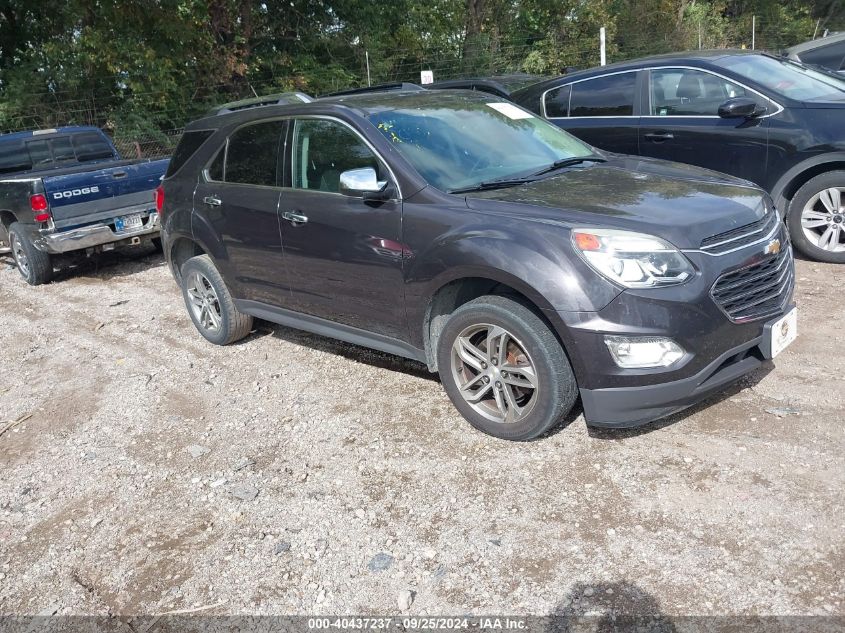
left=569, top=72, right=637, bottom=117
left=714, top=54, right=845, bottom=101
left=650, top=68, right=762, bottom=116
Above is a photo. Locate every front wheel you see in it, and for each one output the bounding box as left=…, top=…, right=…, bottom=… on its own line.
left=787, top=171, right=845, bottom=264
left=180, top=254, right=253, bottom=345
left=8, top=222, right=53, bottom=286
left=436, top=295, right=578, bottom=441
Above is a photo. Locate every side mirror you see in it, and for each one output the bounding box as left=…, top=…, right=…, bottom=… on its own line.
left=718, top=97, right=766, bottom=119
left=339, top=167, right=388, bottom=199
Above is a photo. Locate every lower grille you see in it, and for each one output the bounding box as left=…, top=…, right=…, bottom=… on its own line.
left=711, top=241, right=794, bottom=322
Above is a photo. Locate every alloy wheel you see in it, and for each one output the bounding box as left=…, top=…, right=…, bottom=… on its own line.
left=11, top=233, right=30, bottom=278
left=186, top=270, right=223, bottom=333
left=801, top=187, right=845, bottom=253
left=450, top=323, right=539, bottom=424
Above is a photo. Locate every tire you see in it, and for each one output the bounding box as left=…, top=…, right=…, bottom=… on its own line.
left=8, top=222, right=53, bottom=286
left=436, top=295, right=578, bottom=441
left=787, top=171, right=845, bottom=264
left=180, top=254, right=253, bottom=345
left=151, top=237, right=163, bottom=253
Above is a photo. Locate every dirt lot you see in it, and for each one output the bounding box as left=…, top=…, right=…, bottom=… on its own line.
left=0, top=245, right=843, bottom=618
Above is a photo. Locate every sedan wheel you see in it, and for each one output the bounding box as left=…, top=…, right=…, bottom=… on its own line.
left=788, top=171, right=845, bottom=264
left=801, top=186, right=845, bottom=254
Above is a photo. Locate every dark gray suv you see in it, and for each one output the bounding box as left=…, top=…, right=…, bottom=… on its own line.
left=158, top=90, right=796, bottom=441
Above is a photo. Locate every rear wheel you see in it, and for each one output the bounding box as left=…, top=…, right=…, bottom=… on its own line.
left=180, top=254, right=253, bottom=345
left=8, top=222, right=53, bottom=285
left=436, top=295, right=578, bottom=441
left=787, top=171, right=845, bottom=264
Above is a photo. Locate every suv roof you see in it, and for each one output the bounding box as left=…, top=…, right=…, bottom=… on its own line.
left=184, top=89, right=499, bottom=131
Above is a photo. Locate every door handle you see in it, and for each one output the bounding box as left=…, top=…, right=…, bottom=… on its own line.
left=203, top=196, right=222, bottom=207
left=112, top=171, right=128, bottom=178
left=282, top=211, right=309, bottom=226
left=644, top=132, right=674, bottom=141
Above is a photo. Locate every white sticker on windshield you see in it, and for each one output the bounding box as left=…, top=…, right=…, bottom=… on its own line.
left=486, top=102, right=534, bottom=120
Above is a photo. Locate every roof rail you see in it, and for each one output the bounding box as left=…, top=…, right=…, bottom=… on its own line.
left=323, top=83, right=425, bottom=97
left=208, top=92, right=313, bottom=116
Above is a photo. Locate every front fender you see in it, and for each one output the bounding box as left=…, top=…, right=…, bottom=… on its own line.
left=403, top=221, right=622, bottom=348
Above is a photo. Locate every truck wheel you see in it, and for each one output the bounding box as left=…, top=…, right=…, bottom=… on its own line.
left=180, top=254, right=253, bottom=345
left=787, top=171, right=845, bottom=264
left=9, top=222, right=53, bottom=286
left=151, top=237, right=163, bottom=253
left=436, top=295, right=578, bottom=441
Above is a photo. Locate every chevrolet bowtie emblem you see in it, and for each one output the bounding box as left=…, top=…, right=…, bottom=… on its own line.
left=764, top=239, right=782, bottom=256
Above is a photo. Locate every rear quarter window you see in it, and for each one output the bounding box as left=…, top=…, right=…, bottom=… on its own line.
left=166, top=130, right=215, bottom=178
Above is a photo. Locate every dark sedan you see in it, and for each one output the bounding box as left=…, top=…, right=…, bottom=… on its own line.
left=508, top=51, right=845, bottom=263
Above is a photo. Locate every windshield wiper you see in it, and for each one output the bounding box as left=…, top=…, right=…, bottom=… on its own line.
left=530, top=155, right=606, bottom=177
left=447, top=176, right=539, bottom=194
left=447, top=155, right=607, bottom=194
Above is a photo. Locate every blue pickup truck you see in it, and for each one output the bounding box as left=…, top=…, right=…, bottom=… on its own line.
left=0, top=126, right=169, bottom=285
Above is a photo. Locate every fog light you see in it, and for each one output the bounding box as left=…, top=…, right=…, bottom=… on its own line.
left=604, top=336, right=685, bottom=369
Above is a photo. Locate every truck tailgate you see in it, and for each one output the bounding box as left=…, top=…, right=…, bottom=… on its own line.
left=43, top=158, right=170, bottom=229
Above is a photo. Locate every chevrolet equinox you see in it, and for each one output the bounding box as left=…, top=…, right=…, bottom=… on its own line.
left=158, top=90, right=797, bottom=441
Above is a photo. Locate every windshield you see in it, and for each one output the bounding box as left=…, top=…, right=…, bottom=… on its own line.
left=366, top=101, right=593, bottom=192
left=714, top=54, right=845, bottom=101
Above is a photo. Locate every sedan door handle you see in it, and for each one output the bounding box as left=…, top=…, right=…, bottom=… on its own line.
left=644, top=132, right=674, bottom=141
left=203, top=196, right=222, bottom=207
left=282, top=211, right=309, bottom=226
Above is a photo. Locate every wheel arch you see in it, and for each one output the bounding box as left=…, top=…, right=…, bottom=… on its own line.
left=421, top=272, right=570, bottom=373
left=167, top=235, right=208, bottom=284
left=0, top=210, right=15, bottom=246
left=771, top=153, right=845, bottom=214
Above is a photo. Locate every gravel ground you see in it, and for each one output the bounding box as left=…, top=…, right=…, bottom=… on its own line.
left=0, top=245, right=843, bottom=618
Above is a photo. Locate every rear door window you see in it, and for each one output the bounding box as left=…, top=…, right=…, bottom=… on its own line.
left=224, top=120, right=286, bottom=186
left=569, top=72, right=637, bottom=117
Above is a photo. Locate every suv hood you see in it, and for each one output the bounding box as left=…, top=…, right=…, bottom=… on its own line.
left=464, top=155, right=769, bottom=249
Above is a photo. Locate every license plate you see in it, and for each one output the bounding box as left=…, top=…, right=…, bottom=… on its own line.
left=767, top=308, right=798, bottom=358
left=115, top=214, right=143, bottom=232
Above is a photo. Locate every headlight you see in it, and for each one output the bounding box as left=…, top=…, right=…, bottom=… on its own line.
left=572, top=229, right=694, bottom=288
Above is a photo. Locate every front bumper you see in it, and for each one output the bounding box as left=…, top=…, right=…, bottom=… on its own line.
left=552, top=223, right=795, bottom=428
left=579, top=335, right=771, bottom=427
left=34, top=212, right=160, bottom=254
